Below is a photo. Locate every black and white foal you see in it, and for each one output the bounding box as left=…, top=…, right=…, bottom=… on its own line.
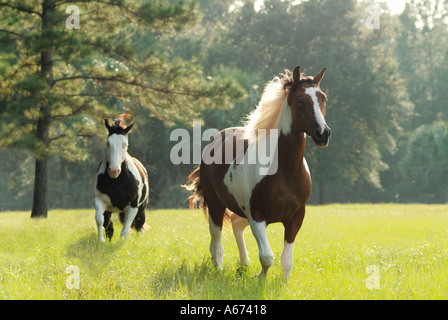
left=93, top=116, right=149, bottom=242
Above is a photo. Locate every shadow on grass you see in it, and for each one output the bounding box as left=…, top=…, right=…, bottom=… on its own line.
left=65, top=233, right=124, bottom=278
left=149, top=257, right=287, bottom=299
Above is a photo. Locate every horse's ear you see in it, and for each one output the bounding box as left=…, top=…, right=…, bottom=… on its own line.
left=313, top=67, right=327, bottom=86
left=293, top=66, right=301, bottom=85
left=104, top=118, right=112, bottom=133
left=124, top=122, right=134, bottom=134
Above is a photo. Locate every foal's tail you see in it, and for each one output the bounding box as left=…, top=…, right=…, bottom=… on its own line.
left=183, top=166, right=232, bottom=229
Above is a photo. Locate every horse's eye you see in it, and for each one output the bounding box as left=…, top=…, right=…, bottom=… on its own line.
left=297, top=97, right=304, bottom=105
left=106, top=141, right=110, bottom=147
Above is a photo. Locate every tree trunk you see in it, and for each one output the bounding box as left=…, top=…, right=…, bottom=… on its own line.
left=31, top=157, right=49, bottom=218
left=31, top=0, right=54, bottom=218
left=319, top=181, right=327, bottom=205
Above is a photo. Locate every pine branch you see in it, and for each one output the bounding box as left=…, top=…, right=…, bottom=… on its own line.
left=52, top=75, right=213, bottom=98
left=49, top=134, right=67, bottom=142
left=54, top=0, right=137, bottom=17
left=0, top=2, right=42, bottom=17
left=50, top=106, right=88, bottom=121
left=0, top=28, right=23, bottom=37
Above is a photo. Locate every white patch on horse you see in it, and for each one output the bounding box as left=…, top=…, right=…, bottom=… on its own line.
left=280, top=241, right=294, bottom=278
left=275, top=98, right=292, bottom=136
left=130, top=157, right=149, bottom=207
left=126, top=156, right=143, bottom=205
left=304, top=87, right=326, bottom=134
left=303, top=157, right=311, bottom=178
left=223, top=131, right=278, bottom=220
left=94, top=197, right=106, bottom=242
left=107, top=133, right=129, bottom=177
left=250, top=220, right=274, bottom=274
left=209, top=216, right=224, bottom=269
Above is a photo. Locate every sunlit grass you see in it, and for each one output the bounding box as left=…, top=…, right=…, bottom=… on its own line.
left=1, top=204, right=448, bottom=299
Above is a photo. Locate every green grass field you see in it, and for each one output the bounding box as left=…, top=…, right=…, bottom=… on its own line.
left=1, top=204, right=448, bottom=300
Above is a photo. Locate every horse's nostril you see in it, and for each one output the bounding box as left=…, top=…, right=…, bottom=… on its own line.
left=108, top=168, right=120, bottom=178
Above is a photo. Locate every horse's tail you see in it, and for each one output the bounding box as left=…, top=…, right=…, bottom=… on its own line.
left=183, top=166, right=205, bottom=212
left=183, top=166, right=232, bottom=229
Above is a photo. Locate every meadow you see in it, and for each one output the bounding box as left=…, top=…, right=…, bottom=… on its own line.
left=1, top=204, right=448, bottom=300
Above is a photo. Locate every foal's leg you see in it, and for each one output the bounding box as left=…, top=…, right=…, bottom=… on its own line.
left=133, top=204, right=146, bottom=231
left=231, top=214, right=250, bottom=266
left=281, top=206, right=306, bottom=278
left=120, top=206, right=138, bottom=238
left=94, top=198, right=106, bottom=242
left=249, top=213, right=274, bottom=276
left=103, top=211, right=114, bottom=241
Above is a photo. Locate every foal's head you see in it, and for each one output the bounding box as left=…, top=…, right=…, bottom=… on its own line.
left=104, top=115, right=134, bottom=179
left=285, top=66, right=331, bottom=147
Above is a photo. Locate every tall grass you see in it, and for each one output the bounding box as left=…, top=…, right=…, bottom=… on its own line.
left=1, top=204, right=448, bottom=299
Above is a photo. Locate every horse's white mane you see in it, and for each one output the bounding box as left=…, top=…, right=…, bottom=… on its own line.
left=243, top=76, right=288, bottom=140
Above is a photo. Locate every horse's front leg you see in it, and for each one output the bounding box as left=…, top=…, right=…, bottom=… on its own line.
left=94, top=198, right=106, bottom=242
left=281, top=206, right=306, bottom=278
left=120, top=206, right=138, bottom=238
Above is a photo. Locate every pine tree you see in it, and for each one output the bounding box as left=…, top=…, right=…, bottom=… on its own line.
left=0, top=0, right=243, bottom=218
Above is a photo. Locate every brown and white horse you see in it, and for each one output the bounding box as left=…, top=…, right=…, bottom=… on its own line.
left=93, top=114, right=149, bottom=242
left=185, top=66, right=331, bottom=277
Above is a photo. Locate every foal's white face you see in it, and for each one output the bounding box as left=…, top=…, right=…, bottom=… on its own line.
left=106, top=133, right=129, bottom=178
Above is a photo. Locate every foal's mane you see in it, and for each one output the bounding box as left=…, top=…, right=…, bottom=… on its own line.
left=243, top=70, right=312, bottom=140
left=105, top=113, right=134, bottom=136
left=112, top=113, right=132, bottom=129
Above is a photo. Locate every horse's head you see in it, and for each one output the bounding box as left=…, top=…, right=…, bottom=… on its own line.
left=286, top=66, right=331, bottom=148
left=104, top=115, right=134, bottom=178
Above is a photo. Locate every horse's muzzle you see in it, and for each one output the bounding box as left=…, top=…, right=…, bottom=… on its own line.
left=312, top=126, right=331, bottom=148
left=108, top=167, right=121, bottom=179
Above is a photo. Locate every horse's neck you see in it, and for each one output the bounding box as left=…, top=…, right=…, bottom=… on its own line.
left=278, top=132, right=306, bottom=168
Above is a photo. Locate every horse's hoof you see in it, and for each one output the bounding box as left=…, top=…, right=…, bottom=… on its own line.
left=120, top=233, right=129, bottom=239
left=254, top=269, right=269, bottom=279
left=236, top=265, right=248, bottom=274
